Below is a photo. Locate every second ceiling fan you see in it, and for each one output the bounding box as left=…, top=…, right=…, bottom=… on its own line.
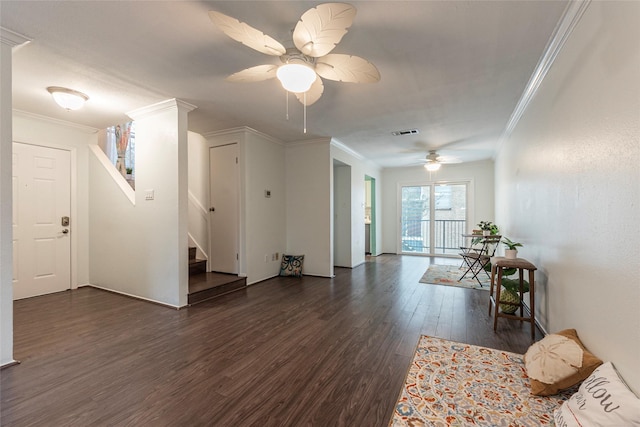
left=209, top=2, right=381, bottom=106
left=422, top=150, right=462, bottom=171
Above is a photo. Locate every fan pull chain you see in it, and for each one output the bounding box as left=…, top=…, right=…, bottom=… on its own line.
left=285, top=91, right=289, bottom=121
left=303, top=92, right=307, bottom=134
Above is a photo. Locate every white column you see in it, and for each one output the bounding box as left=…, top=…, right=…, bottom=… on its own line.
left=0, top=27, right=31, bottom=367
left=126, top=99, right=196, bottom=307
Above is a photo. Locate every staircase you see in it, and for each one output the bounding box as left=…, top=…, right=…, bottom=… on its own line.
left=188, top=247, right=246, bottom=305
left=188, top=247, right=207, bottom=275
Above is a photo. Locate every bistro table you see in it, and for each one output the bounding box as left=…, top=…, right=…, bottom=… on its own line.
left=458, top=234, right=501, bottom=286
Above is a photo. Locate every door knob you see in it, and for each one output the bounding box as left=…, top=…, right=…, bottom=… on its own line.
left=62, top=229, right=69, bottom=234
left=209, top=207, right=215, bottom=212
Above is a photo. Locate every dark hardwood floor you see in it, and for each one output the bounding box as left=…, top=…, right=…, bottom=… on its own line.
left=1, top=255, right=542, bottom=427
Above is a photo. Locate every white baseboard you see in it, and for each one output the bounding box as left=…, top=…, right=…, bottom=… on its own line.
left=0, top=359, right=20, bottom=369
left=81, top=284, right=186, bottom=309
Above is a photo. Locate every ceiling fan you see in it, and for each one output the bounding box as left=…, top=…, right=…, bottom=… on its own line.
left=208, top=3, right=381, bottom=106
left=422, top=150, right=462, bottom=171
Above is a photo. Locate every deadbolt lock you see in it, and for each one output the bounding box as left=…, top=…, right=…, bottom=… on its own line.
left=61, top=216, right=70, bottom=226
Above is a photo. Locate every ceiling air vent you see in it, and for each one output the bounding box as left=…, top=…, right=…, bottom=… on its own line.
left=391, top=129, right=419, bottom=136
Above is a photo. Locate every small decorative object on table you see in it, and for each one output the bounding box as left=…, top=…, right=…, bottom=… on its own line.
left=502, top=237, right=523, bottom=259
left=478, top=221, right=499, bottom=236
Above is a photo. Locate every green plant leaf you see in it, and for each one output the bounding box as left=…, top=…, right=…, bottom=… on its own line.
left=500, top=277, right=529, bottom=294
left=483, top=263, right=516, bottom=277
left=502, top=237, right=523, bottom=250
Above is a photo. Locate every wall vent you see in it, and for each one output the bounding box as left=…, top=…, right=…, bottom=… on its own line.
left=391, top=129, right=419, bottom=136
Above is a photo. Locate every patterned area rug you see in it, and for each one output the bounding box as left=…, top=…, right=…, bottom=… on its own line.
left=419, top=264, right=490, bottom=290
left=390, top=336, right=575, bottom=426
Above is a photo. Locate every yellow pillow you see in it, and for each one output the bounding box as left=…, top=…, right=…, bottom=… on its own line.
left=524, top=329, right=602, bottom=396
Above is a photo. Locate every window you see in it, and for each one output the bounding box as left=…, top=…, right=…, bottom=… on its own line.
left=103, top=121, right=136, bottom=188
left=400, top=182, right=468, bottom=255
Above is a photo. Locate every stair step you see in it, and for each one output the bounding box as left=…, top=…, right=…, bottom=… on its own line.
left=188, top=275, right=246, bottom=305
left=189, top=258, right=207, bottom=275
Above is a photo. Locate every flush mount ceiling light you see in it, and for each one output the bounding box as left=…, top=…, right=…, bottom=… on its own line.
left=46, top=86, right=89, bottom=110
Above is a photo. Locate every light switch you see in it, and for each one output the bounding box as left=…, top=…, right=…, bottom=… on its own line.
left=145, top=189, right=154, bottom=201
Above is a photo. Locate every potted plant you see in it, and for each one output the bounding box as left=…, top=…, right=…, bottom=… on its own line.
left=483, top=263, right=529, bottom=314
left=502, top=237, right=522, bottom=259
left=478, top=221, right=499, bottom=236
left=500, top=272, right=529, bottom=314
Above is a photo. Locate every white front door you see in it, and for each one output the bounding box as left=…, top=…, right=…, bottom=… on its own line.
left=209, top=143, right=239, bottom=274
left=12, top=143, right=71, bottom=299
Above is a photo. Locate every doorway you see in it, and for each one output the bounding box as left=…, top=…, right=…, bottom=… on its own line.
left=333, top=160, right=351, bottom=267
left=209, top=143, right=239, bottom=274
left=399, top=182, right=468, bottom=256
left=365, top=175, right=376, bottom=255
left=12, top=142, right=71, bottom=299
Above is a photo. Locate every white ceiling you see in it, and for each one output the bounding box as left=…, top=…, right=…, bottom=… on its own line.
left=1, top=1, right=568, bottom=168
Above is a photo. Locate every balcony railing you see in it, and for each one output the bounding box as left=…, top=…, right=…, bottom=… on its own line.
left=401, top=219, right=466, bottom=255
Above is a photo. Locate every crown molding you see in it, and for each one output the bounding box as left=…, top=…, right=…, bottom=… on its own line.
left=13, top=109, right=99, bottom=134
left=203, top=126, right=284, bottom=146
left=202, top=127, right=247, bottom=139
left=330, top=138, right=365, bottom=161
left=287, top=137, right=332, bottom=147
left=496, top=0, right=591, bottom=156
left=127, top=98, right=197, bottom=120
left=0, top=27, right=31, bottom=48
left=331, top=138, right=384, bottom=171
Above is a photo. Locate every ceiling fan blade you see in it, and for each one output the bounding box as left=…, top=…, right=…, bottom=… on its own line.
left=438, top=156, right=463, bottom=164
left=294, top=78, right=324, bottom=106
left=208, top=11, right=286, bottom=56
left=315, top=54, right=380, bottom=83
left=426, top=150, right=463, bottom=164
left=292, top=3, right=356, bottom=57
left=226, top=65, right=279, bottom=83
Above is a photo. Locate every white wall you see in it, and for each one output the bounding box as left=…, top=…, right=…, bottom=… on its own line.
left=1, top=33, right=17, bottom=366
left=495, top=1, right=640, bottom=393
left=89, top=99, right=193, bottom=307
left=244, top=131, right=286, bottom=284
left=203, top=128, right=286, bottom=285
left=381, top=160, right=495, bottom=254
left=331, top=141, right=384, bottom=266
left=285, top=140, right=332, bottom=276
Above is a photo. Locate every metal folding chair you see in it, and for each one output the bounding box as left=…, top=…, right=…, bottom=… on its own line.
left=459, top=235, right=501, bottom=286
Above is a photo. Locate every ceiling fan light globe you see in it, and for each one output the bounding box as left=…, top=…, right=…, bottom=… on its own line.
left=276, top=63, right=317, bottom=93
left=425, top=162, right=441, bottom=172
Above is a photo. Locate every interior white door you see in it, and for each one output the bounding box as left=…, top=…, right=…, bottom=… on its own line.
left=209, top=143, right=239, bottom=274
left=12, top=143, right=71, bottom=300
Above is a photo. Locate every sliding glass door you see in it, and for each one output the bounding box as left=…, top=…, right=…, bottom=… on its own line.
left=400, top=182, right=468, bottom=255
